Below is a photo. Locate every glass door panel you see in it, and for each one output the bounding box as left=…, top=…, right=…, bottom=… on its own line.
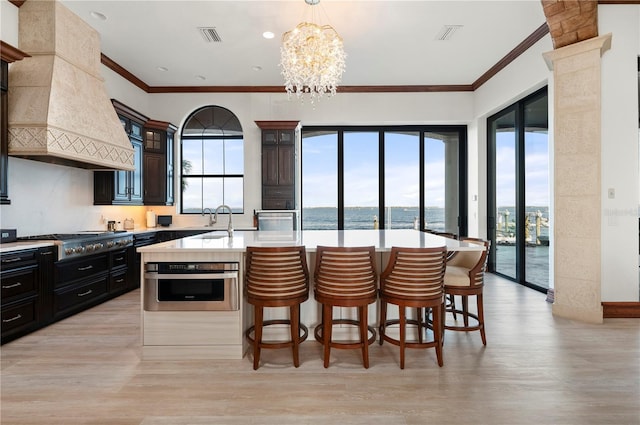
left=301, top=131, right=338, bottom=230
left=488, top=87, right=549, bottom=292
left=343, top=132, right=379, bottom=229
left=385, top=131, right=419, bottom=229
left=493, top=110, right=517, bottom=279
left=524, top=95, right=550, bottom=289
left=424, top=132, right=459, bottom=235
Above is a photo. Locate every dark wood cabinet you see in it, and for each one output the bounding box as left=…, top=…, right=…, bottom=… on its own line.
left=0, top=245, right=55, bottom=344
left=94, top=100, right=147, bottom=205
left=53, top=253, right=110, bottom=319
left=143, top=120, right=176, bottom=205
left=1, top=61, right=9, bottom=205
left=256, top=121, right=299, bottom=210
left=109, top=247, right=131, bottom=295
left=1, top=43, right=29, bottom=206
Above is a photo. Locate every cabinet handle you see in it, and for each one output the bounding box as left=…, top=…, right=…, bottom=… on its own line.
left=40, top=251, right=54, bottom=256
left=115, top=278, right=124, bottom=283
left=77, top=265, right=94, bottom=272
left=2, top=314, right=22, bottom=323
left=2, top=282, right=22, bottom=289
left=77, top=289, right=93, bottom=297
left=115, top=257, right=124, bottom=261
left=2, top=257, right=22, bottom=263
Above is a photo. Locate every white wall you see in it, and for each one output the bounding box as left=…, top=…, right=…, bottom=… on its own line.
left=599, top=5, right=640, bottom=301
left=0, top=0, right=18, bottom=45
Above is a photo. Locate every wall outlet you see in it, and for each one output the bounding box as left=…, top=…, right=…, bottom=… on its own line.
left=608, top=188, right=615, bottom=199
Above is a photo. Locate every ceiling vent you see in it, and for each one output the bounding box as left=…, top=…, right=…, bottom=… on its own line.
left=435, top=25, right=463, bottom=41
left=199, top=27, right=222, bottom=43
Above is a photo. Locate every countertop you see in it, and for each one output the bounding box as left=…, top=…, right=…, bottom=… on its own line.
left=0, top=226, right=257, bottom=253
left=0, top=241, right=57, bottom=253
left=137, top=229, right=485, bottom=253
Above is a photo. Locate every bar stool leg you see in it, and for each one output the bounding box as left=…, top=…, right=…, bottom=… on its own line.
left=290, top=304, right=301, bottom=367
left=477, top=293, right=487, bottom=346
left=359, top=306, right=369, bottom=369
left=416, top=307, right=423, bottom=344
left=433, top=304, right=443, bottom=367
left=323, top=304, right=333, bottom=368
left=462, top=295, right=469, bottom=327
left=253, top=306, right=264, bottom=370
left=400, top=305, right=407, bottom=369
left=378, top=300, right=387, bottom=345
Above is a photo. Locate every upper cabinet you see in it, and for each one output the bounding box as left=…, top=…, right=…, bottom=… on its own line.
left=1, top=60, right=9, bottom=205
left=1, top=42, right=31, bottom=206
left=255, top=121, right=300, bottom=210
left=94, top=102, right=176, bottom=206
left=143, top=120, right=176, bottom=206
left=94, top=100, right=147, bottom=205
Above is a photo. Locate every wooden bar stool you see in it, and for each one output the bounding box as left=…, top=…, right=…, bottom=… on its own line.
left=245, top=246, right=309, bottom=370
left=313, top=246, right=378, bottom=368
left=443, top=238, right=490, bottom=345
left=379, top=246, right=447, bottom=368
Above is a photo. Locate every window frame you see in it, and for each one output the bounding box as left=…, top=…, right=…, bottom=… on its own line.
left=301, top=125, right=467, bottom=234
left=179, top=106, right=244, bottom=214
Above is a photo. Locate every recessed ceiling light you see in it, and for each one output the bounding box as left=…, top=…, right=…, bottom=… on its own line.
left=195, top=75, right=206, bottom=81
left=262, top=31, right=275, bottom=39
left=252, top=66, right=263, bottom=72
left=157, top=66, right=168, bottom=72
left=90, top=11, right=107, bottom=21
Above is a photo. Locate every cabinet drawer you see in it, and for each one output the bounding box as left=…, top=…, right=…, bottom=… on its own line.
left=110, top=269, right=129, bottom=293
left=110, top=249, right=129, bottom=269
left=54, top=276, right=108, bottom=313
left=263, top=185, right=293, bottom=199
left=55, top=254, right=109, bottom=286
left=262, top=199, right=292, bottom=210
left=1, top=299, right=37, bottom=333
left=1, top=249, right=37, bottom=269
left=1, top=266, right=37, bottom=300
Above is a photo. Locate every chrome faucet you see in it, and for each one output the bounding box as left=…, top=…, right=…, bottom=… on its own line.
left=202, top=208, right=214, bottom=226
left=213, top=204, right=234, bottom=237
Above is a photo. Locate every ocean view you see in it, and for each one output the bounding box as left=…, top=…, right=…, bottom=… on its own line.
left=301, top=206, right=446, bottom=231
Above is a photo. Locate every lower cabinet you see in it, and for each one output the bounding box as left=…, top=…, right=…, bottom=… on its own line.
left=54, top=275, right=109, bottom=316
left=1, top=245, right=136, bottom=345
left=53, top=254, right=110, bottom=320
left=0, top=246, right=55, bottom=344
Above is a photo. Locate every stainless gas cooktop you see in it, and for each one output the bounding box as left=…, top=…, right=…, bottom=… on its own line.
left=18, top=231, right=133, bottom=261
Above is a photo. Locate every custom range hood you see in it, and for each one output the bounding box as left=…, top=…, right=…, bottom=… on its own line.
left=8, top=0, right=134, bottom=171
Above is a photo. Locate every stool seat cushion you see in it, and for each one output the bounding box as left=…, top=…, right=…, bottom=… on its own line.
left=444, top=266, right=472, bottom=287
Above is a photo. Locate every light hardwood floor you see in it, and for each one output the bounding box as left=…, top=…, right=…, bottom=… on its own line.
left=1, top=274, right=639, bottom=425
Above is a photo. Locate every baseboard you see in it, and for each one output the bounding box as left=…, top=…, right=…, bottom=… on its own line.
left=602, top=302, right=640, bottom=318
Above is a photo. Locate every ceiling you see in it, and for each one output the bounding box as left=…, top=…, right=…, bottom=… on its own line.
left=59, top=1, right=549, bottom=90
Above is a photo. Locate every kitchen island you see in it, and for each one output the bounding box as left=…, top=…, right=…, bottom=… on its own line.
left=138, top=229, right=484, bottom=360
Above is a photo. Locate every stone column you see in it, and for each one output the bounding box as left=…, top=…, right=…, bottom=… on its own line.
left=543, top=34, right=611, bottom=323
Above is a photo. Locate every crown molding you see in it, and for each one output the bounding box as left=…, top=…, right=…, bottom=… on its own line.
left=0, top=40, right=30, bottom=63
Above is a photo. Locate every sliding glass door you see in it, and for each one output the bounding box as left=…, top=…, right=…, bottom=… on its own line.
left=488, top=87, right=550, bottom=292
left=302, top=126, right=466, bottom=236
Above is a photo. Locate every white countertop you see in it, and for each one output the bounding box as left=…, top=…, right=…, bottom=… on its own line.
left=137, top=229, right=485, bottom=253
left=0, top=241, right=56, bottom=253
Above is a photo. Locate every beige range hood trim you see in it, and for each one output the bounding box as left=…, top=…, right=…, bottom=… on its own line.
left=8, top=0, right=134, bottom=171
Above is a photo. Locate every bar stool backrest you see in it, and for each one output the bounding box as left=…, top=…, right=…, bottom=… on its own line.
left=314, top=246, right=377, bottom=301
left=245, top=246, right=309, bottom=302
left=380, top=246, right=447, bottom=300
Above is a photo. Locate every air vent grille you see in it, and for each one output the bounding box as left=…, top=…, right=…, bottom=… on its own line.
left=199, top=27, right=222, bottom=43
left=435, top=25, right=463, bottom=41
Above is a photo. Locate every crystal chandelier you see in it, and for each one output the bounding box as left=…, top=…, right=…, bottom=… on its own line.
left=280, top=0, right=346, bottom=102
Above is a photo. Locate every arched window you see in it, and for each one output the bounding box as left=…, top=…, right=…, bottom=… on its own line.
left=180, top=106, right=244, bottom=213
